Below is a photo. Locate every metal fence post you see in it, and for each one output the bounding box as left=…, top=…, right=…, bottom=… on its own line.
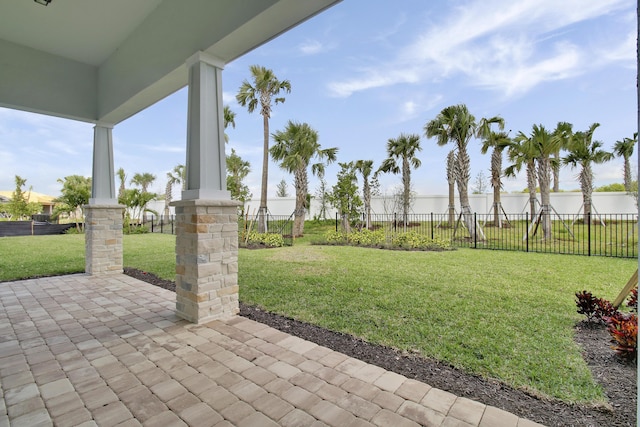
left=335, top=212, right=338, bottom=232
left=473, top=212, right=477, bottom=249
left=430, top=212, right=434, bottom=239
left=526, top=212, right=529, bottom=253
left=587, top=212, right=591, bottom=257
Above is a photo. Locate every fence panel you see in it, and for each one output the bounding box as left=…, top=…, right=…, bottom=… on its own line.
left=343, top=212, right=637, bottom=258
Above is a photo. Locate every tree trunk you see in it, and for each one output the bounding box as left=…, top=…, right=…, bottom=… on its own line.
left=527, top=161, right=537, bottom=222
left=456, top=150, right=484, bottom=240
left=293, top=167, right=307, bottom=237
left=363, top=179, right=371, bottom=229
left=446, top=150, right=456, bottom=226
left=402, top=159, right=410, bottom=228
left=259, top=114, right=270, bottom=233
left=581, top=163, right=594, bottom=223
left=491, top=149, right=502, bottom=227
left=448, top=181, right=456, bottom=227
left=552, top=151, right=560, bottom=192
left=538, top=158, right=552, bottom=240
left=623, top=156, right=632, bottom=192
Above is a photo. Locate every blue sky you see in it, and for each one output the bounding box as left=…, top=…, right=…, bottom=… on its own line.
left=0, top=0, right=636, bottom=201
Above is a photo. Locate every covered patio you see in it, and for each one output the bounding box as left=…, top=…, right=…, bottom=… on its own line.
left=0, top=273, right=542, bottom=426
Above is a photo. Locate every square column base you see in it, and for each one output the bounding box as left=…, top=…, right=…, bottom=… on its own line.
left=84, top=204, right=124, bottom=275
left=172, top=199, right=241, bottom=324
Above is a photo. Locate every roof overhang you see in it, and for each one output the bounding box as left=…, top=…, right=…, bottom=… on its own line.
left=0, top=0, right=341, bottom=125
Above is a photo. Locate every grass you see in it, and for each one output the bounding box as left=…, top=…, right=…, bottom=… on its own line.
left=0, top=230, right=636, bottom=404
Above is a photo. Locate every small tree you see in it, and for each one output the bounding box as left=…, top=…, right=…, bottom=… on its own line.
left=226, top=150, right=252, bottom=215
left=276, top=179, right=289, bottom=197
left=328, top=162, right=362, bottom=233
left=472, top=171, right=489, bottom=194
left=314, top=174, right=330, bottom=221
left=6, top=175, right=42, bottom=220
left=55, top=175, right=91, bottom=231
left=355, top=160, right=375, bottom=229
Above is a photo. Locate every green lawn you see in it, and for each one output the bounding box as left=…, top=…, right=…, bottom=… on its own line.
left=0, top=231, right=636, bottom=404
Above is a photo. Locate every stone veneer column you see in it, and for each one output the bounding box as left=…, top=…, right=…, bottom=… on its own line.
left=173, top=199, right=240, bottom=324
left=85, top=204, right=124, bottom=275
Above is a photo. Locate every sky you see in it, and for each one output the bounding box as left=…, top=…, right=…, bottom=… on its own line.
left=0, top=0, right=637, bottom=202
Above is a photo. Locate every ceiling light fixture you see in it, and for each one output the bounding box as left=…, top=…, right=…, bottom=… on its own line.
left=34, top=0, right=52, bottom=5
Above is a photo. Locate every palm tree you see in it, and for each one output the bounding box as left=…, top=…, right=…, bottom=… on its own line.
left=130, top=172, right=156, bottom=193
left=226, top=149, right=252, bottom=215
left=532, top=124, right=561, bottom=239
left=613, top=133, right=637, bottom=192
left=236, top=65, right=291, bottom=232
left=377, top=133, right=422, bottom=227
left=445, top=150, right=456, bottom=227
left=355, top=160, right=375, bottom=229
left=424, top=104, right=502, bottom=239
left=480, top=131, right=511, bottom=227
left=270, top=121, right=337, bottom=237
left=164, top=164, right=185, bottom=218
left=504, top=132, right=538, bottom=222
left=563, top=123, right=614, bottom=222
left=552, top=122, right=573, bottom=192
left=223, top=105, right=236, bottom=143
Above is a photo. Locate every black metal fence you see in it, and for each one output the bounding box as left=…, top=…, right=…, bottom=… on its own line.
left=142, top=215, right=176, bottom=234
left=141, top=213, right=294, bottom=247
left=239, top=213, right=294, bottom=247
left=347, top=212, right=638, bottom=259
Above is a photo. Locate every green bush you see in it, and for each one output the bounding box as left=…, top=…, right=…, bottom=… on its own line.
left=242, top=231, right=284, bottom=248
left=391, top=231, right=451, bottom=250
left=348, top=229, right=385, bottom=246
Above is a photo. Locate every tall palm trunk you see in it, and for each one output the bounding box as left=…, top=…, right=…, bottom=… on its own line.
left=164, top=181, right=172, bottom=218
left=580, top=163, right=594, bottom=222
left=402, top=158, right=410, bottom=227
left=446, top=150, right=456, bottom=227
left=363, top=180, right=371, bottom=229
left=491, top=148, right=502, bottom=227
left=456, top=150, right=485, bottom=240
left=259, top=114, right=269, bottom=233
left=293, top=167, right=307, bottom=237
left=526, top=161, right=537, bottom=222
left=552, top=151, right=560, bottom=192
left=623, top=155, right=632, bottom=192
left=538, top=158, right=552, bottom=239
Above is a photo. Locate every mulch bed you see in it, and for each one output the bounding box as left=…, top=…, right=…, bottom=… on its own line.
left=124, top=267, right=636, bottom=426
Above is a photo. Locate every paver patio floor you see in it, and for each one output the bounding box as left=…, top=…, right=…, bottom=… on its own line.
left=0, top=274, right=544, bottom=427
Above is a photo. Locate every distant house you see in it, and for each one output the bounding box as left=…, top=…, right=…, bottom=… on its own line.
left=0, top=190, right=57, bottom=216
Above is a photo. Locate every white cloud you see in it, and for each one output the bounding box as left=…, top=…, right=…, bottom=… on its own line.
left=327, top=0, right=633, bottom=98
left=299, top=39, right=324, bottom=55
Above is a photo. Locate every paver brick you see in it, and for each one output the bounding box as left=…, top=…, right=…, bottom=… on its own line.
left=449, top=397, right=486, bottom=425
left=142, top=410, right=187, bottom=426
left=395, top=378, right=432, bottom=402
left=340, top=378, right=381, bottom=400
left=371, top=390, right=405, bottom=412
left=92, top=401, right=134, bottom=427
left=282, top=385, right=322, bottom=410
left=279, top=408, right=318, bottom=427
left=479, top=406, right=519, bottom=427
left=371, top=409, right=421, bottom=427
left=338, top=394, right=381, bottom=420
left=179, top=402, right=223, bottom=427
left=309, top=400, right=356, bottom=426
left=397, top=400, right=447, bottom=426
left=166, top=392, right=201, bottom=413
left=422, top=387, right=457, bottom=415
left=45, top=391, right=84, bottom=418
left=237, top=411, right=280, bottom=427
left=252, top=393, right=295, bottom=421
left=220, top=400, right=255, bottom=424
left=372, top=371, right=405, bottom=392
left=150, top=379, right=188, bottom=402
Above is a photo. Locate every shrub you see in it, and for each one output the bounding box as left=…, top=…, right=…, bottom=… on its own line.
left=606, top=313, right=638, bottom=360
left=347, top=229, right=385, bottom=246
left=575, top=290, right=598, bottom=321
left=391, top=231, right=451, bottom=250
left=323, top=230, right=347, bottom=244
left=576, top=290, right=638, bottom=360
left=242, top=231, right=284, bottom=248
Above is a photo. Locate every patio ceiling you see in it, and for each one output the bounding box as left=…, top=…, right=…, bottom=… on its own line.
left=0, top=0, right=340, bottom=124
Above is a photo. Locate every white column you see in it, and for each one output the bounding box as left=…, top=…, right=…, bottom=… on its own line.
left=183, top=51, right=230, bottom=201
left=90, top=124, right=117, bottom=205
